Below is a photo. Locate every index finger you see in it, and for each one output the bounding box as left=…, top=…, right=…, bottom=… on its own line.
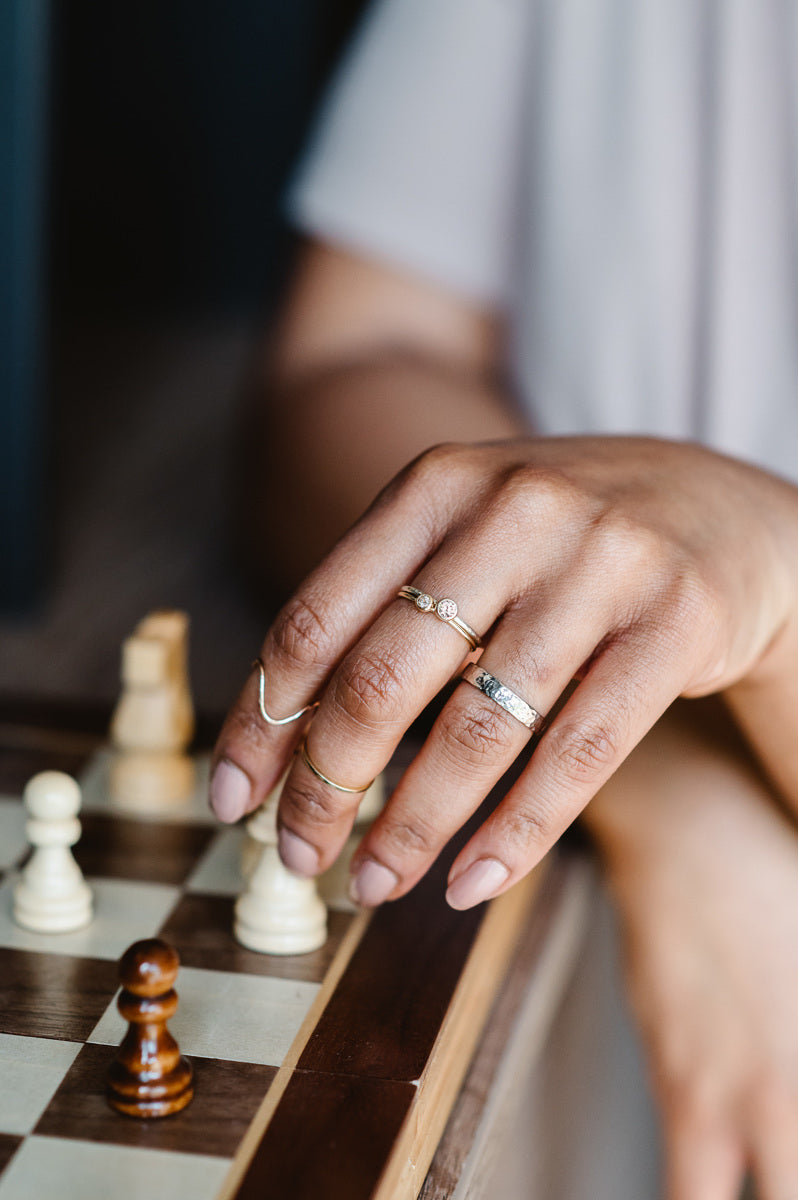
left=209, top=450, right=468, bottom=821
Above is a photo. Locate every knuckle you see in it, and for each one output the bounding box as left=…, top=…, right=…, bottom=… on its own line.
left=226, top=704, right=268, bottom=751
left=331, top=648, right=406, bottom=729
left=397, top=442, right=473, bottom=500
left=281, top=780, right=342, bottom=829
left=492, top=464, right=591, bottom=527
left=589, top=509, right=664, bottom=573
left=438, top=702, right=518, bottom=772
left=542, top=720, right=620, bottom=783
left=669, top=563, right=719, bottom=627
left=658, top=562, right=726, bottom=666
left=501, top=794, right=559, bottom=850
left=501, top=634, right=554, bottom=692
left=269, top=595, right=333, bottom=672
left=378, top=811, right=439, bottom=857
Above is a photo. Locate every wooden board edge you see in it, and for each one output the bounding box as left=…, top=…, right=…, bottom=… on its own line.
left=450, top=856, right=596, bottom=1198
left=372, top=864, right=545, bottom=1200
left=217, top=906, right=373, bottom=1200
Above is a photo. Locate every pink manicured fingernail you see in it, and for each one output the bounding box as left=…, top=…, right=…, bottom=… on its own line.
left=210, top=760, right=251, bottom=822
left=278, top=828, right=320, bottom=876
left=349, top=860, right=399, bottom=908
left=446, top=859, right=509, bottom=910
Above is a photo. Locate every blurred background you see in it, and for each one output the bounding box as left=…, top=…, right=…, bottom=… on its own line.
left=0, top=0, right=369, bottom=714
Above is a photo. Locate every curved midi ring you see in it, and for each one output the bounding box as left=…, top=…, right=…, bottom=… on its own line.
left=461, top=663, right=546, bottom=733
left=397, top=585, right=482, bottom=652
left=299, top=735, right=375, bottom=794
left=252, top=659, right=319, bottom=727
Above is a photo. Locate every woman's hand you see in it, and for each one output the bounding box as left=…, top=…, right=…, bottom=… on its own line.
left=211, top=436, right=798, bottom=908
left=586, top=702, right=798, bottom=1200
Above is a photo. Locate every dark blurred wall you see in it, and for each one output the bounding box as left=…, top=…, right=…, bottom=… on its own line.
left=1, top=0, right=371, bottom=614
left=51, top=0, right=370, bottom=317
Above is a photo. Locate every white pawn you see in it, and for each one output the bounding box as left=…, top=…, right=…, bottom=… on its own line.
left=234, top=789, right=326, bottom=955
left=14, top=772, right=93, bottom=933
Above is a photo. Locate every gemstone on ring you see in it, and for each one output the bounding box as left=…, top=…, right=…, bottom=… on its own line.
left=397, top=584, right=483, bottom=652
left=435, top=598, right=458, bottom=622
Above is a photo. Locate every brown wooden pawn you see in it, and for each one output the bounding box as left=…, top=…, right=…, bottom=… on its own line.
left=107, top=938, right=194, bottom=1118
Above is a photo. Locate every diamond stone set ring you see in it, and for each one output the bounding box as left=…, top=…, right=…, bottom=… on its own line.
left=460, top=663, right=546, bottom=733
left=397, top=586, right=482, bottom=652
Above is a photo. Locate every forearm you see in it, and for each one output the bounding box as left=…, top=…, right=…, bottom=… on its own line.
left=245, top=349, right=525, bottom=595
left=723, top=616, right=798, bottom=823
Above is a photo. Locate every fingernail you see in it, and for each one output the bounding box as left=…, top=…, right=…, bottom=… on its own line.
left=445, top=859, right=509, bottom=910
left=278, top=827, right=319, bottom=876
left=210, top=760, right=251, bottom=823
left=349, top=859, right=399, bottom=908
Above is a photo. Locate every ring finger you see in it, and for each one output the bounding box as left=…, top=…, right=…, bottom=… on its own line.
left=345, top=592, right=613, bottom=906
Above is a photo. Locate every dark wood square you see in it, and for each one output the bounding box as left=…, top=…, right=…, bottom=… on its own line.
left=75, top=813, right=215, bottom=885
left=159, top=892, right=354, bottom=983
left=236, top=1070, right=416, bottom=1200
left=0, top=947, right=118, bottom=1041
left=0, top=1133, right=23, bottom=1178
left=299, top=864, right=484, bottom=1082
left=36, top=1042, right=277, bottom=1159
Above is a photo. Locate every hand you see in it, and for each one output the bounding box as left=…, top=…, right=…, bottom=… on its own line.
left=586, top=702, right=798, bottom=1200
left=211, top=436, right=798, bottom=909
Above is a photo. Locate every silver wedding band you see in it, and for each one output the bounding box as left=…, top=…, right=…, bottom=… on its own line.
left=397, top=585, right=482, bottom=652
left=461, top=663, right=545, bottom=733
left=252, top=659, right=319, bottom=727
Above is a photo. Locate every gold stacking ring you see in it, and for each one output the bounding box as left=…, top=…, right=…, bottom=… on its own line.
left=299, top=735, right=376, bottom=794
left=397, top=585, right=482, bottom=652
left=461, top=663, right=545, bottom=733
left=252, top=659, right=319, bottom=727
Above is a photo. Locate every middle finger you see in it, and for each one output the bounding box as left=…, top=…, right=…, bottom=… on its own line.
left=275, top=569, right=499, bottom=877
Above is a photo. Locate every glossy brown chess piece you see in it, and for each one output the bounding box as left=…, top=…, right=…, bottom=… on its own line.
left=107, top=938, right=194, bottom=1118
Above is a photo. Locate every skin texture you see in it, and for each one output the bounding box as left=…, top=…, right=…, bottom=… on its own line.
left=217, top=240, right=798, bottom=1196
left=241, top=243, right=519, bottom=594
left=217, top=433, right=798, bottom=904
left=586, top=701, right=798, bottom=1199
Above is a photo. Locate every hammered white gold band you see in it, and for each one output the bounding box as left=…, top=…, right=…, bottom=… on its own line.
left=397, top=585, right=482, bottom=652
left=460, top=663, right=545, bottom=733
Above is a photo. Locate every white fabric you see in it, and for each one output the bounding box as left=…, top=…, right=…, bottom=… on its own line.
left=288, top=0, right=798, bottom=481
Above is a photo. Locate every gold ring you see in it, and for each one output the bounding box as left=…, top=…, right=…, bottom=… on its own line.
left=252, top=659, right=319, bottom=727
left=397, top=586, right=482, bottom=652
left=299, top=736, right=375, bottom=794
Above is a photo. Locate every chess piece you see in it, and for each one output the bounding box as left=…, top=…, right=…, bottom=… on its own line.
left=235, top=788, right=327, bottom=955
left=107, top=938, right=194, bottom=1118
left=13, top=771, right=93, bottom=933
left=109, top=610, right=196, bottom=811
left=319, top=773, right=386, bottom=912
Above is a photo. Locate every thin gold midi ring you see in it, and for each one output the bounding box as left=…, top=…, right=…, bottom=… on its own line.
left=252, top=659, right=319, bottom=727
left=397, top=585, right=482, bottom=652
left=299, top=735, right=376, bottom=794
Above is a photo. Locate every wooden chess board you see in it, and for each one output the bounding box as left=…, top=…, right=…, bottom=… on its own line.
left=0, top=701, right=582, bottom=1200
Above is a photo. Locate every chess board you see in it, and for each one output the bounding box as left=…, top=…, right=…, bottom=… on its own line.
left=0, top=701, right=576, bottom=1200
